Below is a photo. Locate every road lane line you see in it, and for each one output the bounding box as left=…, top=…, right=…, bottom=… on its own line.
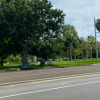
left=0, top=80, right=100, bottom=99
left=1, top=72, right=100, bottom=88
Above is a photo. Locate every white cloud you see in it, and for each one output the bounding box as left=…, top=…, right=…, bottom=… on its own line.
left=49, top=0, right=100, bottom=39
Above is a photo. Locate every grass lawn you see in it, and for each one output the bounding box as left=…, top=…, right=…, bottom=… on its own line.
left=4, top=62, right=22, bottom=65
left=0, top=65, right=21, bottom=71
left=52, top=60, right=97, bottom=67
left=0, top=59, right=99, bottom=71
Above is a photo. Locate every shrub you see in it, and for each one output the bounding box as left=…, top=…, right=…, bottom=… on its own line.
left=77, top=56, right=82, bottom=59
left=5, top=54, right=21, bottom=62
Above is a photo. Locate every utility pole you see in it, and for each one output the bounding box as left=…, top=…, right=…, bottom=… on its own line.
left=94, top=16, right=98, bottom=64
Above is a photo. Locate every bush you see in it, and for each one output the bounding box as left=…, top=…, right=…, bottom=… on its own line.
left=77, top=56, right=82, bottom=59
left=51, top=54, right=58, bottom=60
left=63, top=58, right=69, bottom=61
left=5, top=54, right=21, bottom=62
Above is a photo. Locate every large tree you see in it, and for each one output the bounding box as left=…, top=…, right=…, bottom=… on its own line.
left=0, top=0, right=65, bottom=64
left=87, top=35, right=95, bottom=59
left=63, top=24, right=80, bottom=61
left=29, top=32, right=64, bottom=60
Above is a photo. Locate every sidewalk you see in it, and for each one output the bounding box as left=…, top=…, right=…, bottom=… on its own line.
left=0, top=65, right=100, bottom=86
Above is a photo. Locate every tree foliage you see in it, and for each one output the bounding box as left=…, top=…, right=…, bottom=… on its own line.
left=96, top=19, right=100, bottom=32
left=0, top=0, right=65, bottom=64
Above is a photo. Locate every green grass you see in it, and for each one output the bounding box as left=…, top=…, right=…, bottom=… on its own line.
left=52, top=61, right=97, bottom=67
left=0, top=59, right=99, bottom=71
left=4, top=62, right=22, bottom=65
left=0, top=65, right=21, bottom=71
left=0, top=62, right=41, bottom=71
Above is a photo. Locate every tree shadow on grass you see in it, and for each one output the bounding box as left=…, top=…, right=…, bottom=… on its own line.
left=0, top=65, right=21, bottom=70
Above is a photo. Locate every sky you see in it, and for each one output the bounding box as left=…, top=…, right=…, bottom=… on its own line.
left=49, top=0, right=100, bottom=40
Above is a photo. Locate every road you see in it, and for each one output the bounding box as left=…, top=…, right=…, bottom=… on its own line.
left=1, top=71, right=100, bottom=100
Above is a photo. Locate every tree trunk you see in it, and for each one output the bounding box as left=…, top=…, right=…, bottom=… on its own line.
left=75, top=54, right=76, bottom=61
left=91, top=47, right=92, bottom=60
left=0, top=60, right=3, bottom=66
left=82, top=48, right=83, bottom=59
left=21, top=47, right=28, bottom=65
left=69, top=47, right=72, bottom=61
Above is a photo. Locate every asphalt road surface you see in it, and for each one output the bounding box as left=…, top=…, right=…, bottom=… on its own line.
left=1, top=72, right=100, bottom=100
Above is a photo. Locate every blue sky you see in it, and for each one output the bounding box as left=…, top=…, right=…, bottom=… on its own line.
left=49, top=0, right=100, bottom=40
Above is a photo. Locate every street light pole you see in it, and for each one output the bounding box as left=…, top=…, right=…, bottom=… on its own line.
left=94, top=16, right=99, bottom=64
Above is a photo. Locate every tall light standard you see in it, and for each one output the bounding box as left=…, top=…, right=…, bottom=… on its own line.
left=94, top=16, right=99, bottom=64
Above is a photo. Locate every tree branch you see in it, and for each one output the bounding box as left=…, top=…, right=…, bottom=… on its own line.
left=14, top=31, right=24, bottom=46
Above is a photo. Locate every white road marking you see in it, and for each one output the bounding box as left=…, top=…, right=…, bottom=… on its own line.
left=0, top=80, right=100, bottom=99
